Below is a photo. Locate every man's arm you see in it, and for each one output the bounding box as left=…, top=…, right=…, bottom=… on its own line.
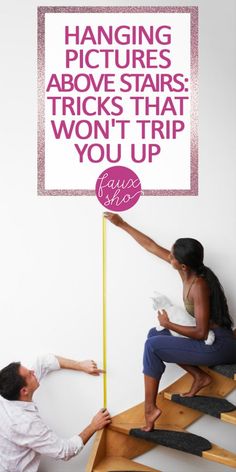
left=55, top=356, right=104, bottom=376
left=12, top=409, right=111, bottom=461
left=33, top=354, right=104, bottom=383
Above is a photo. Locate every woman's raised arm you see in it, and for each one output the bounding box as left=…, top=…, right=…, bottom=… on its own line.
left=104, top=212, right=170, bottom=262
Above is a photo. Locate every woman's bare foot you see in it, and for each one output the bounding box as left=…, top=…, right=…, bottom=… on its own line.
left=141, top=406, right=162, bottom=432
left=181, top=372, right=212, bottom=397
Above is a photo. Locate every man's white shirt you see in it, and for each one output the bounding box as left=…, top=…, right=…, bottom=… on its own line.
left=0, top=354, right=83, bottom=472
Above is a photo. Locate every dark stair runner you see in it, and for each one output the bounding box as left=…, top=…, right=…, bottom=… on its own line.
left=211, top=363, right=236, bottom=379
left=130, top=429, right=212, bottom=457
left=170, top=394, right=236, bottom=418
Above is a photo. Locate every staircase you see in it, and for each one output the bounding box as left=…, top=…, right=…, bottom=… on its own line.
left=86, top=364, right=236, bottom=471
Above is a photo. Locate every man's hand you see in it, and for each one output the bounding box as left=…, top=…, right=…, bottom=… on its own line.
left=90, top=408, right=111, bottom=431
left=78, top=360, right=105, bottom=376
left=79, top=408, right=111, bottom=445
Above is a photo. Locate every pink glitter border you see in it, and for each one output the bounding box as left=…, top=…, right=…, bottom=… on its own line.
left=37, top=6, right=198, bottom=196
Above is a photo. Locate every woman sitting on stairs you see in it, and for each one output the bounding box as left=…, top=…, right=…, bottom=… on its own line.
left=105, top=212, right=236, bottom=432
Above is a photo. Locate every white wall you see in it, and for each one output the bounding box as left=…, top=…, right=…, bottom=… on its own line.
left=0, top=0, right=235, bottom=471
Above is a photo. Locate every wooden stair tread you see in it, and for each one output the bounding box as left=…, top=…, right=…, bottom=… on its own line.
left=109, top=421, right=236, bottom=467
left=221, top=409, right=236, bottom=425
left=162, top=368, right=236, bottom=399
left=110, top=422, right=184, bottom=436
left=109, top=416, right=236, bottom=468
left=93, top=456, right=159, bottom=471
left=164, top=392, right=236, bottom=424
left=203, top=443, right=236, bottom=468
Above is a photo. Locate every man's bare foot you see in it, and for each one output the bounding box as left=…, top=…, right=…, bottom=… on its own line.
left=141, top=406, right=162, bottom=432
left=181, top=372, right=212, bottom=397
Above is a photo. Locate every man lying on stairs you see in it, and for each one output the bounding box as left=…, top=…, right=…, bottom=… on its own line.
left=0, top=354, right=111, bottom=472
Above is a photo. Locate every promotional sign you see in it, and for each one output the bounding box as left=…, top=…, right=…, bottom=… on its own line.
left=38, top=7, right=198, bottom=208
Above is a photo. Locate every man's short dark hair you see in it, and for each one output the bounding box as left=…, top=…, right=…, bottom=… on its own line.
left=0, top=362, right=26, bottom=400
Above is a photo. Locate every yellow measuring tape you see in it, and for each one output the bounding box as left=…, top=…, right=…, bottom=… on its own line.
left=102, top=216, right=107, bottom=409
